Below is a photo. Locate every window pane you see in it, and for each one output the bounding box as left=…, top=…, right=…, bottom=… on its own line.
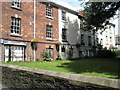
left=46, top=25, right=52, bottom=39
left=46, top=5, right=52, bottom=17
left=62, top=28, right=67, bottom=41
left=12, top=0, right=20, bottom=8
left=11, top=17, right=21, bottom=35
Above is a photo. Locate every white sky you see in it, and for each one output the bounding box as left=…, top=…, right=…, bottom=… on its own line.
left=51, top=0, right=83, bottom=10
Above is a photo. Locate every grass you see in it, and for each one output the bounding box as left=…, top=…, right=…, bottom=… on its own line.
left=2, top=58, right=120, bottom=79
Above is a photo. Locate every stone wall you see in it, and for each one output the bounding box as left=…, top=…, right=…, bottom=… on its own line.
left=1, top=64, right=120, bottom=89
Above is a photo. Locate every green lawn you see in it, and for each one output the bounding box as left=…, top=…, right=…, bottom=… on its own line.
left=3, top=58, right=120, bottom=79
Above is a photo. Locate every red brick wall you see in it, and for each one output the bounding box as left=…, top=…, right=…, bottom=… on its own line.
left=2, top=2, right=59, bottom=61
left=2, top=2, right=34, bottom=41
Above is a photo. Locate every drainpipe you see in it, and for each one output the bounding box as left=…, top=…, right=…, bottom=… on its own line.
left=34, top=0, right=36, bottom=61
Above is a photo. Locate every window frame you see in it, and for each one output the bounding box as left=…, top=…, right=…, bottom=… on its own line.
left=11, top=0, right=21, bottom=9
left=62, top=28, right=67, bottom=42
left=46, top=48, right=53, bottom=59
left=61, top=46, right=65, bottom=52
left=62, top=11, right=66, bottom=21
left=46, top=4, right=52, bottom=17
left=11, top=17, right=21, bottom=35
left=88, top=36, right=92, bottom=46
left=46, top=25, right=52, bottom=40
left=81, top=34, right=85, bottom=45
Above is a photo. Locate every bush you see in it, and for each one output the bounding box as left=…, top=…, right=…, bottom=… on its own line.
left=56, top=53, right=62, bottom=60
left=97, top=50, right=117, bottom=58
left=114, top=50, right=120, bottom=58
left=35, top=58, right=40, bottom=62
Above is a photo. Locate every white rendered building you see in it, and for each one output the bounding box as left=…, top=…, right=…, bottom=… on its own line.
left=97, top=23, right=116, bottom=50
left=58, top=6, right=94, bottom=59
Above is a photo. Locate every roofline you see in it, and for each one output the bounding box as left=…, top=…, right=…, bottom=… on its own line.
left=108, top=23, right=115, bottom=27
left=49, top=2, right=79, bottom=15
left=37, top=0, right=82, bottom=17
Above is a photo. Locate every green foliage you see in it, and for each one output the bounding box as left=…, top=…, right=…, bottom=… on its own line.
left=114, top=50, right=120, bottom=58
left=35, top=58, right=40, bottom=62
left=97, top=50, right=117, bottom=58
left=56, top=53, right=62, bottom=60
left=81, top=2, right=120, bottom=31
left=41, top=51, right=49, bottom=58
left=41, top=51, right=52, bottom=61
left=67, top=49, right=73, bottom=59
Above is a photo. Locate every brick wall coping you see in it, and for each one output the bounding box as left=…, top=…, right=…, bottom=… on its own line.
left=0, top=64, right=120, bottom=89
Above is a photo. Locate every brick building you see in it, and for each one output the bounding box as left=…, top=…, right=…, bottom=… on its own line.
left=0, top=1, right=60, bottom=61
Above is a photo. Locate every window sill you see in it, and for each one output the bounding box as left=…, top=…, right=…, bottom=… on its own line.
left=11, top=6, right=22, bottom=11
left=62, top=20, right=67, bottom=23
left=10, top=34, right=22, bottom=37
left=46, top=16, right=54, bottom=20
left=46, top=38, right=54, bottom=41
left=62, top=40, right=68, bottom=42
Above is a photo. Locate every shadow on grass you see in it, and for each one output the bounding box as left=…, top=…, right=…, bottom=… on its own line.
left=57, top=58, right=120, bottom=79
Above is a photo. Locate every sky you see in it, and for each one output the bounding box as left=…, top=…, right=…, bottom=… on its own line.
left=51, top=0, right=83, bottom=11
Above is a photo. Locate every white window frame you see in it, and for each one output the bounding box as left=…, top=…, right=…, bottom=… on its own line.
left=62, top=11, right=66, bottom=21
left=46, top=48, right=53, bottom=59
left=106, top=36, right=108, bottom=45
left=11, top=0, right=21, bottom=9
left=110, top=37, right=112, bottom=43
left=46, top=25, right=52, bottom=39
left=88, top=36, right=92, bottom=46
left=62, top=28, right=67, bottom=42
left=46, top=4, right=52, bottom=17
left=81, top=34, right=84, bottom=43
left=11, top=17, right=21, bottom=35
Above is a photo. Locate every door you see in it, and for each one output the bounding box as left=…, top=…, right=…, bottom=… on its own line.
left=5, top=46, right=9, bottom=62
left=5, top=46, right=25, bottom=62
left=46, top=48, right=53, bottom=60
left=11, top=46, right=24, bottom=61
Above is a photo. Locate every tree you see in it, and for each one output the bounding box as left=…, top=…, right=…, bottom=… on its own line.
left=82, top=2, right=120, bottom=30
left=80, top=1, right=120, bottom=55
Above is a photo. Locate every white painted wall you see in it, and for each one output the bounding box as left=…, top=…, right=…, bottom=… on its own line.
left=58, top=9, right=81, bottom=59
left=97, top=24, right=116, bottom=49
left=58, top=8, right=94, bottom=59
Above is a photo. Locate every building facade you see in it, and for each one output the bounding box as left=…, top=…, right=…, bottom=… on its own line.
left=97, top=23, right=116, bottom=50
left=116, top=8, right=120, bottom=50
left=0, top=0, right=117, bottom=62
left=0, top=1, right=59, bottom=62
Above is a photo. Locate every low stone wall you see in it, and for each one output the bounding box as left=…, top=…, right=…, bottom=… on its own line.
left=1, top=64, right=120, bottom=89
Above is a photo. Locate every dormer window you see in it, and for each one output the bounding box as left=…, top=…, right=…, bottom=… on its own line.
left=12, top=0, right=21, bottom=9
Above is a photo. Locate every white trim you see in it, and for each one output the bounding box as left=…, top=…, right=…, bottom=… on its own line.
left=33, top=0, right=36, bottom=61
left=4, top=41, right=26, bottom=46
left=46, top=16, right=54, bottom=19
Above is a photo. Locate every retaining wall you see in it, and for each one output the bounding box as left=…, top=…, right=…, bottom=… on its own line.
left=1, top=64, right=120, bottom=89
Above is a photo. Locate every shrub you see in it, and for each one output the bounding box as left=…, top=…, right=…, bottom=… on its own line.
left=67, top=49, right=73, bottom=59
left=35, top=58, right=40, bottom=62
left=97, top=50, right=117, bottom=58
left=41, top=51, right=52, bottom=61
left=56, top=53, right=62, bottom=60
left=114, top=50, right=120, bottom=58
